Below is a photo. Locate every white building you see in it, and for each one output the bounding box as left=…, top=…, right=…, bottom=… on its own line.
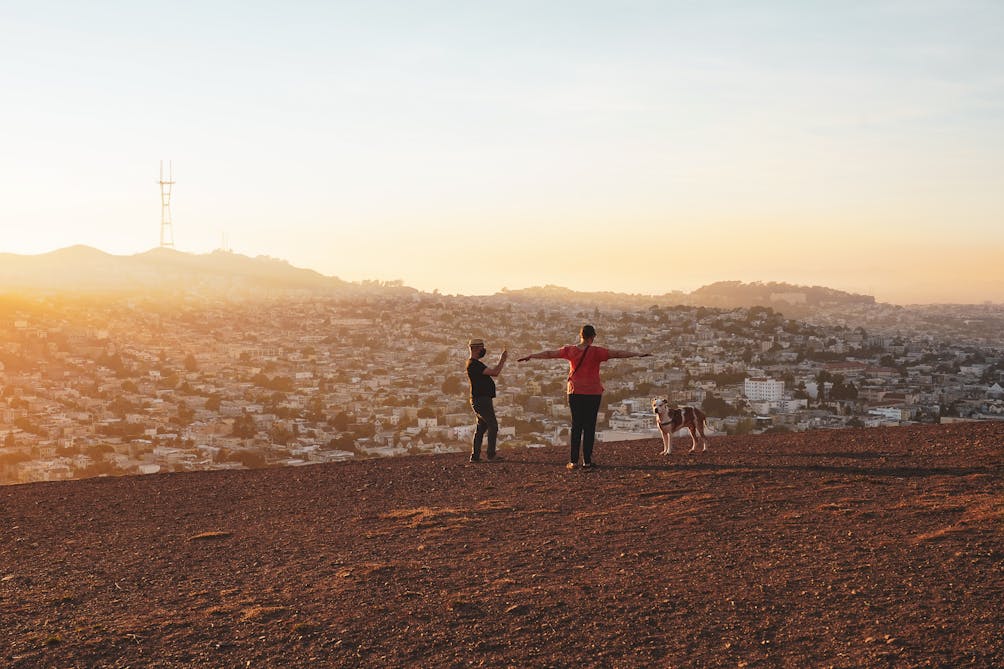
left=869, top=406, right=910, bottom=422
left=744, top=377, right=785, bottom=401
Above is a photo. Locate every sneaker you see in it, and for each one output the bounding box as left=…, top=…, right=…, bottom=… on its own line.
left=566, top=462, right=577, bottom=470
left=582, top=462, right=594, bottom=470
left=487, top=455, right=504, bottom=462
left=469, top=455, right=481, bottom=463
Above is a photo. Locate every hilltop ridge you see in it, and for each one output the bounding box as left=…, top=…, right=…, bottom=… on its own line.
left=0, top=245, right=880, bottom=309
left=0, top=246, right=413, bottom=297
left=2, top=423, right=1002, bottom=667
left=501, top=280, right=876, bottom=312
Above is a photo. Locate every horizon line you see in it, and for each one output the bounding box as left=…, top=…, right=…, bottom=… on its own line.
left=2, top=243, right=1001, bottom=307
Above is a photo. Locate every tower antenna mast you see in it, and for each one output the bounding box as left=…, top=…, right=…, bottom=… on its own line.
left=159, top=160, right=175, bottom=248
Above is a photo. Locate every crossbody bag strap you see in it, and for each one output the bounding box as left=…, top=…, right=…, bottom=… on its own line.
left=568, top=344, right=591, bottom=379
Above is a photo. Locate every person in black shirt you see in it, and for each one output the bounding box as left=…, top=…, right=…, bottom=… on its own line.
left=466, top=338, right=508, bottom=462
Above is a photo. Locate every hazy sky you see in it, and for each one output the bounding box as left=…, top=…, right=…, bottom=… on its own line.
left=2, top=1, right=1002, bottom=303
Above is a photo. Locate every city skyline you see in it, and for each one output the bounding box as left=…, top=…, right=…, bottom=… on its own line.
left=2, top=2, right=1003, bottom=304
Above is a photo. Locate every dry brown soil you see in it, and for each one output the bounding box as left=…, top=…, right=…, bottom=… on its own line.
left=2, top=422, right=1003, bottom=668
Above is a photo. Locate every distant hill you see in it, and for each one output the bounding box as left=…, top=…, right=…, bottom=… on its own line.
left=0, top=246, right=875, bottom=309
left=689, top=280, right=876, bottom=309
left=0, top=246, right=414, bottom=298
left=500, top=280, right=875, bottom=312
left=499, top=284, right=688, bottom=307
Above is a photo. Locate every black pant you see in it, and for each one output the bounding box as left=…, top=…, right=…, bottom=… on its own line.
left=568, top=393, right=602, bottom=465
left=471, top=396, right=498, bottom=459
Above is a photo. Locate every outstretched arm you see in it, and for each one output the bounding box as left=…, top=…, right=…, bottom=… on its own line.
left=607, top=349, right=652, bottom=359
left=517, top=349, right=563, bottom=362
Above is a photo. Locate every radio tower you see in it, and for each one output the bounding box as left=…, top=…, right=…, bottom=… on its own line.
left=159, top=160, right=175, bottom=248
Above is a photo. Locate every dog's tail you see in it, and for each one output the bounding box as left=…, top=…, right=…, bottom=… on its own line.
left=694, top=407, right=715, bottom=433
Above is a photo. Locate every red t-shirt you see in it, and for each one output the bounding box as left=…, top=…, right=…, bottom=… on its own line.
left=559, top=345, right=611, bottom=395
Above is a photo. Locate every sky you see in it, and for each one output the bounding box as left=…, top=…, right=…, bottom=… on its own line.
left=1, top=1, right=1003, bottom=304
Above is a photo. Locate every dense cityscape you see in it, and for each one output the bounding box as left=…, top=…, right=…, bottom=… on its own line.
left=2, top=289, right=1002, bottom=485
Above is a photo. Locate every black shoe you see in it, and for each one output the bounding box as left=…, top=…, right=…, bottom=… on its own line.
left=581, top=462, right=595, bottom=470
left=487, top=455, right=504, bottom=462
left=469, top=455, right=481, bottom=463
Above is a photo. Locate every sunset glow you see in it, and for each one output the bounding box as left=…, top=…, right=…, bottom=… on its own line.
left=2, top=2, right=1002, bottom=303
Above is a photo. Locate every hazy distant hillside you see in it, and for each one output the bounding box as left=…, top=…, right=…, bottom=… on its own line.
left=0, top=246, right=876, bottom=309
left=689, top=280, right=876, bottom=309
left=500, top=281, right=876, bottom=312
left=499, top=284, right=688, bottom=307
left=0, top=246, right=413, bottom=297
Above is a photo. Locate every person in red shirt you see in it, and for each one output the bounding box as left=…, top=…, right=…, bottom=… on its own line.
left=518, top=325, right=651, bottom=469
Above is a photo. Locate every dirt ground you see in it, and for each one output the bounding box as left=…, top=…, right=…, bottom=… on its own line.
left=2, top=422, right=1002, bottom=668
